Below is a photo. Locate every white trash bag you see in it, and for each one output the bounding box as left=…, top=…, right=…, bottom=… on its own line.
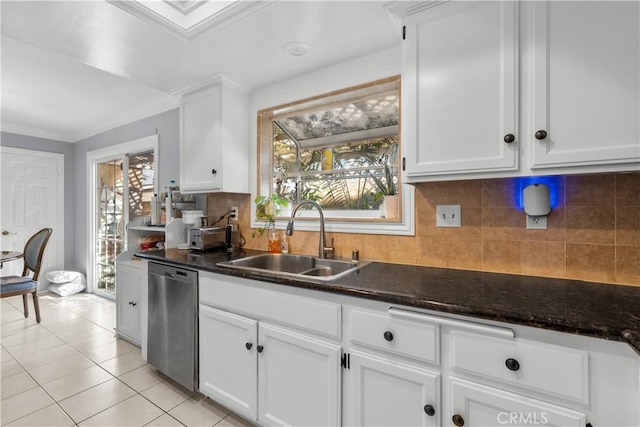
left=45, top=271, right=86, bottom=296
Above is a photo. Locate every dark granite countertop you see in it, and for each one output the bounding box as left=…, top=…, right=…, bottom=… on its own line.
left=135, top=248, right=640, bottom=355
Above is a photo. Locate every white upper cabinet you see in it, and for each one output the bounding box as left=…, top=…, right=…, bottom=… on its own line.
left=402, top=1, right=519, bottom=180
left=528, top=0, right=640, bottom=170
left=394, top=0, right=640, bottom=182
left=178, top=75, right=249, bottom=193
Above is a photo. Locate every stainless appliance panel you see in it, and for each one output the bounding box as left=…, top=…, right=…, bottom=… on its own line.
left=148, top=262, right=198, bottom=391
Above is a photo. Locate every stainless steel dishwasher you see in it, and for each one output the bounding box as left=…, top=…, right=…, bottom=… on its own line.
left=147, top=261, right=198, bottom=391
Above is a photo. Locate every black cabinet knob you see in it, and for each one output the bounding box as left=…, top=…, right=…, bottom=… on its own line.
left=505, top=358, right=520, bottom=371
left=535, top=130, right=548, bottom=140
left=503, top=134, right=515, bottom=143
left=257, top=345, right=264, bottom=353
left=423, top=404, right=435, bottom=416
left=129, top=301, right=137, bottom=306
left=211, top=169, right=217, bottom=175
left=452, top=414, right=465, bottom=426
left=245, top=342, right=253, bottom=350
left=383, top=331, right=394, bottom=342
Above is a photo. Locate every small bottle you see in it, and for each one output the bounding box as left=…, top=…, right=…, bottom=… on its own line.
left=150, top=194, right=158, bottom=225
left=268, top=229, right=281, bottom=254
left=281, top=234, right=289, bottom=254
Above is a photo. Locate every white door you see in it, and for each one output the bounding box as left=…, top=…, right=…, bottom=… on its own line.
left=402, top=1, right=518, bottom=179
left=0, top=147, right=63, bottom=286
left=449, top=377, right=585, bottom=427
left=199, top=305, right=258, bottom=421
left=530, top=1, right=640, bottom=168
left=115, top=261, right=142, bottom=344
left=258, top=323, right=341, bottom=427
left=349, top=350, right=440, bottom=427
left=180, top=86, right=222, bottom=192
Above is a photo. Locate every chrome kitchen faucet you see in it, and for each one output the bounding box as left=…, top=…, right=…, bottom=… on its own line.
left=286, top=200, right=334, bottom=259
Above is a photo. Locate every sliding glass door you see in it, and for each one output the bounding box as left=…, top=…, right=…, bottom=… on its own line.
left=95, top=158, right=125, bottom=297
left=87, top=135, right=158, bottom=298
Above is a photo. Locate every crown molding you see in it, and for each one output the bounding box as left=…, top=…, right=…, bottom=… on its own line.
left=163, top=0, right=208, bottom=15
left=1, top=122, right=75, bottom=143
left=383, top=0, right=448, bottom=18
left=170, top=73, right=244, bottom=97
left=108, top=0, right=275, bottom=42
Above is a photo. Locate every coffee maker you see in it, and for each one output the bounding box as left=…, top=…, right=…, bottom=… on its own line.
left=225, top=224, right=241, bottom=252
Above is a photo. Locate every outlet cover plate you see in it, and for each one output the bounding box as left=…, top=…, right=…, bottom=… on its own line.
left=526, top=215, right=548, bottom=230
left=436, top=205, right=461, bottom=227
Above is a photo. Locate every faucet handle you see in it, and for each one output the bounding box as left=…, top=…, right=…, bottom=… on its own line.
left=324, top=237, right=335, bottom=259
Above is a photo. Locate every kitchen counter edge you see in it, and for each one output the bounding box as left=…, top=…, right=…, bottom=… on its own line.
left=135, top=249, right=640, bottom=354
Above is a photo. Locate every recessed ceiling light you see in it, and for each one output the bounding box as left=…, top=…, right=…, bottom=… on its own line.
left=284, top=41, right=309, bottom=57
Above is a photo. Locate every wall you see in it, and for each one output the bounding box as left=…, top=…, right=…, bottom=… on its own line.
left=0, top=132, right=75, bottom=269
left=209, top=171, right=640, bottom=287
left=72, top=108, right=180, bottom=272
left=206, top=46, right=639, bottom=287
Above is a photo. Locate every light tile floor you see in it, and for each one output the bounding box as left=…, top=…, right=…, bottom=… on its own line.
left=1, top=292, right=254, bottom=427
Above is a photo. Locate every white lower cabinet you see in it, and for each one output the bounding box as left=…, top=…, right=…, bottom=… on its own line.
left=258, top=323, right=341, bottom=427
left=199, top=305, right=257, bottom=419
left=348, top=350, right=440, bottom=427
left=449, top=378, right=586, bottom=427
left=116, top=260, right=147, bottom=347
left=198, top=273, right=639, bottom=426
left=199, top=303, right=341, bottom=427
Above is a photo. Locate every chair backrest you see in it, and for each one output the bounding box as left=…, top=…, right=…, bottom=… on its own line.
left=22, top=228, right=53, bottom=281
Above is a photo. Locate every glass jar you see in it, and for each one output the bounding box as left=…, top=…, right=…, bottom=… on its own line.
left=267, top=229, right=281, bottom=254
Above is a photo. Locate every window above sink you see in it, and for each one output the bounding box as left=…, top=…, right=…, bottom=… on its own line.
left=256, top=76, right=415, bottom=236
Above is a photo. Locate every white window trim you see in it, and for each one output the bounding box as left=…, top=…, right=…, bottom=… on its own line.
left=86, top=134, right=158, bottom=295
left=257, top=183, right=415, bottom=236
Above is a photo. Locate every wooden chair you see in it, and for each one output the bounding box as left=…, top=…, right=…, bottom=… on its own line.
left=1, top=228, right=53, bottom=323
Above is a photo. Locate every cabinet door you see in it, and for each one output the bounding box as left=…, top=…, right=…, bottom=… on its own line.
left=199, top=305, right=258, bottom=421
left=530, top=1, right=640, bottom=168
left=258, top=323, right=341, bottom=427
left=403, top=1, right=518, bottom=179
left=180, top=86, right=222, bottom=192
left=116, top=262, right=141, bottom=345
left=349, top=350, right=440, bottom=427
left=450, top=377, right=586, bottom=427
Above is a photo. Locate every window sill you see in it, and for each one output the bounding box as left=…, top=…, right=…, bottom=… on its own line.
left=251, top=185, right=415, bottom=236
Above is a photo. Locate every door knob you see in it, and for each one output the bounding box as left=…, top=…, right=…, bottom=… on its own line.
left=245, top=342, right=253, bottom=350
left=452, top=414, right=465, bottom=426
left=503, top=134, right=515, bottom=143
left=257, top=345, right=264, bottom=353
left=423, top=404, right=435, bottom=416
left=535, top=130, right=548, bottom=140
left=2, top=231, right=17, bottom=236
left=383, top=331, right=394, bottom=342
left=505, top=358, right=520, bottom=371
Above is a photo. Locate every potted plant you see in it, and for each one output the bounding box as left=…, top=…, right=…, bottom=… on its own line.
left=253, top=193, right=289, bottom=252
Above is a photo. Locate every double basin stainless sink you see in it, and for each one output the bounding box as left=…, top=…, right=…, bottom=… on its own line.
left=217, top=253, right=367, bottom=282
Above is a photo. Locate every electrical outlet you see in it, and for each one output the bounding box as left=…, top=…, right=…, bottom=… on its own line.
left=436, top=205, right=461, bottom=227
left=230, top=206, right=239, bottom=222
left=526, top=215, right=547, bottom=230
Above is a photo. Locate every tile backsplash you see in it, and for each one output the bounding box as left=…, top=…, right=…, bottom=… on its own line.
left=208, top=171, right=639, bottom=287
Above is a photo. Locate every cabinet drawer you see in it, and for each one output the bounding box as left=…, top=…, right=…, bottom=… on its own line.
left=450, top=377, right=586, bottom=427
left=452, top=331, right=588, bottom=403
left=200, top=272, right=341, bottom=340
left=349, top=307, right=439, bottom=365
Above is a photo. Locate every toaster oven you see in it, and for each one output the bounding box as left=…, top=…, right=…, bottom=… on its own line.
left=189, top=226, right=225, bottom=250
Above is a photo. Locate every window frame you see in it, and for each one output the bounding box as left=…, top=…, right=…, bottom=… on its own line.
left=253, top=76, right=415, bottom=236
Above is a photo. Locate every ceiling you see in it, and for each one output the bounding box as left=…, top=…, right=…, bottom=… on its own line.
left=1, top=1, right=400, bottom=143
